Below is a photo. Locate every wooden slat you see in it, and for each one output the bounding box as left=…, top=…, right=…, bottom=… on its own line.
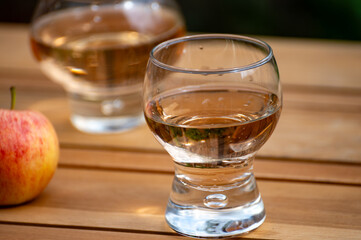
left=0, top=223, right=360, bottom=240
left=59, top=148, right=173, bottom=173
left=259, top=108, right=361, bottom=163
left=59, top=148, right=361, bottom=185
left=283, top=86, right=361, bottom=113
left=0, top=68, right=61, bottom=91
left=266, top=36, right=361, bottom=90
left=0, top=224, right=185, bottom=240
left=0, top=168, right=360, bottom=239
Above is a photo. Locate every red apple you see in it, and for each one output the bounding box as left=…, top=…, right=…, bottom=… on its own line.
left=0, top=88, right=59, bottom=206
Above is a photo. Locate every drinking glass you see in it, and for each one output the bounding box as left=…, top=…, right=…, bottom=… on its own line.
left=143, top=34, right=282, bottom=238
left=30, top=0, right=185, bottom=133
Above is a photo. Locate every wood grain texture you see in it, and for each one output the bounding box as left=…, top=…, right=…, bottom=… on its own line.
left=0, top=168, right=360, bottom=239
left=282, top=86, right=361, bottom=113
left=259, top=108, right=361, bottom=163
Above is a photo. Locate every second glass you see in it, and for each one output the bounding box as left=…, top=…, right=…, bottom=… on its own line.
left=30, top=0, right=185, bottom=133
left=143, top=34, right=282, bottom=238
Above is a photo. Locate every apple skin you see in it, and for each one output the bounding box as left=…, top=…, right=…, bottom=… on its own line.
left=0, top=109, right=59, bottom=206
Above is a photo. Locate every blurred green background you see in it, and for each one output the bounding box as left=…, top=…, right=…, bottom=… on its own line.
left=1, top=0, right=360, bottom=41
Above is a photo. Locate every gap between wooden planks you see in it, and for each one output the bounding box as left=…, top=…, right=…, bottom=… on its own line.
left=58, top=148, right=361, bottom=186
left=0, top=167, right=360, bottom=239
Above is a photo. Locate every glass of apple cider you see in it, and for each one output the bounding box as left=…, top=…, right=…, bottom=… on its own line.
left=143, top=34, right=282, bottom=238
left=30, top=0, right=185, bottom=133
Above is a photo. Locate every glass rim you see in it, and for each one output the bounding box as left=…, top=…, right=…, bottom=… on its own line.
left=149, top=34, right=274, bottom=75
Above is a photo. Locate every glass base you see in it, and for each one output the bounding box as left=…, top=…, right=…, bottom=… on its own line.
left=67, top=90, right=144, bottom=134
left=166, top=197, right=265, bottom=238
left=165, top=173, right=265, bottom=238
left=71, top=114, right=144, bottom=134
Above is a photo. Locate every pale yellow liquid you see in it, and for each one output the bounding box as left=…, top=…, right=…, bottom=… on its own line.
left=31, top=3, right=185, bottom=92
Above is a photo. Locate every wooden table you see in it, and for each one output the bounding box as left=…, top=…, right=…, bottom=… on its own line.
left=0, top=23, right=360, bottom=239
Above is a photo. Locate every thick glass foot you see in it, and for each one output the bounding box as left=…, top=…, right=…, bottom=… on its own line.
left=166, top=197, right=265, bottom=238
left=68, top=90, right=144, bottom=133
left=165, top=173, right=265, bottom=238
